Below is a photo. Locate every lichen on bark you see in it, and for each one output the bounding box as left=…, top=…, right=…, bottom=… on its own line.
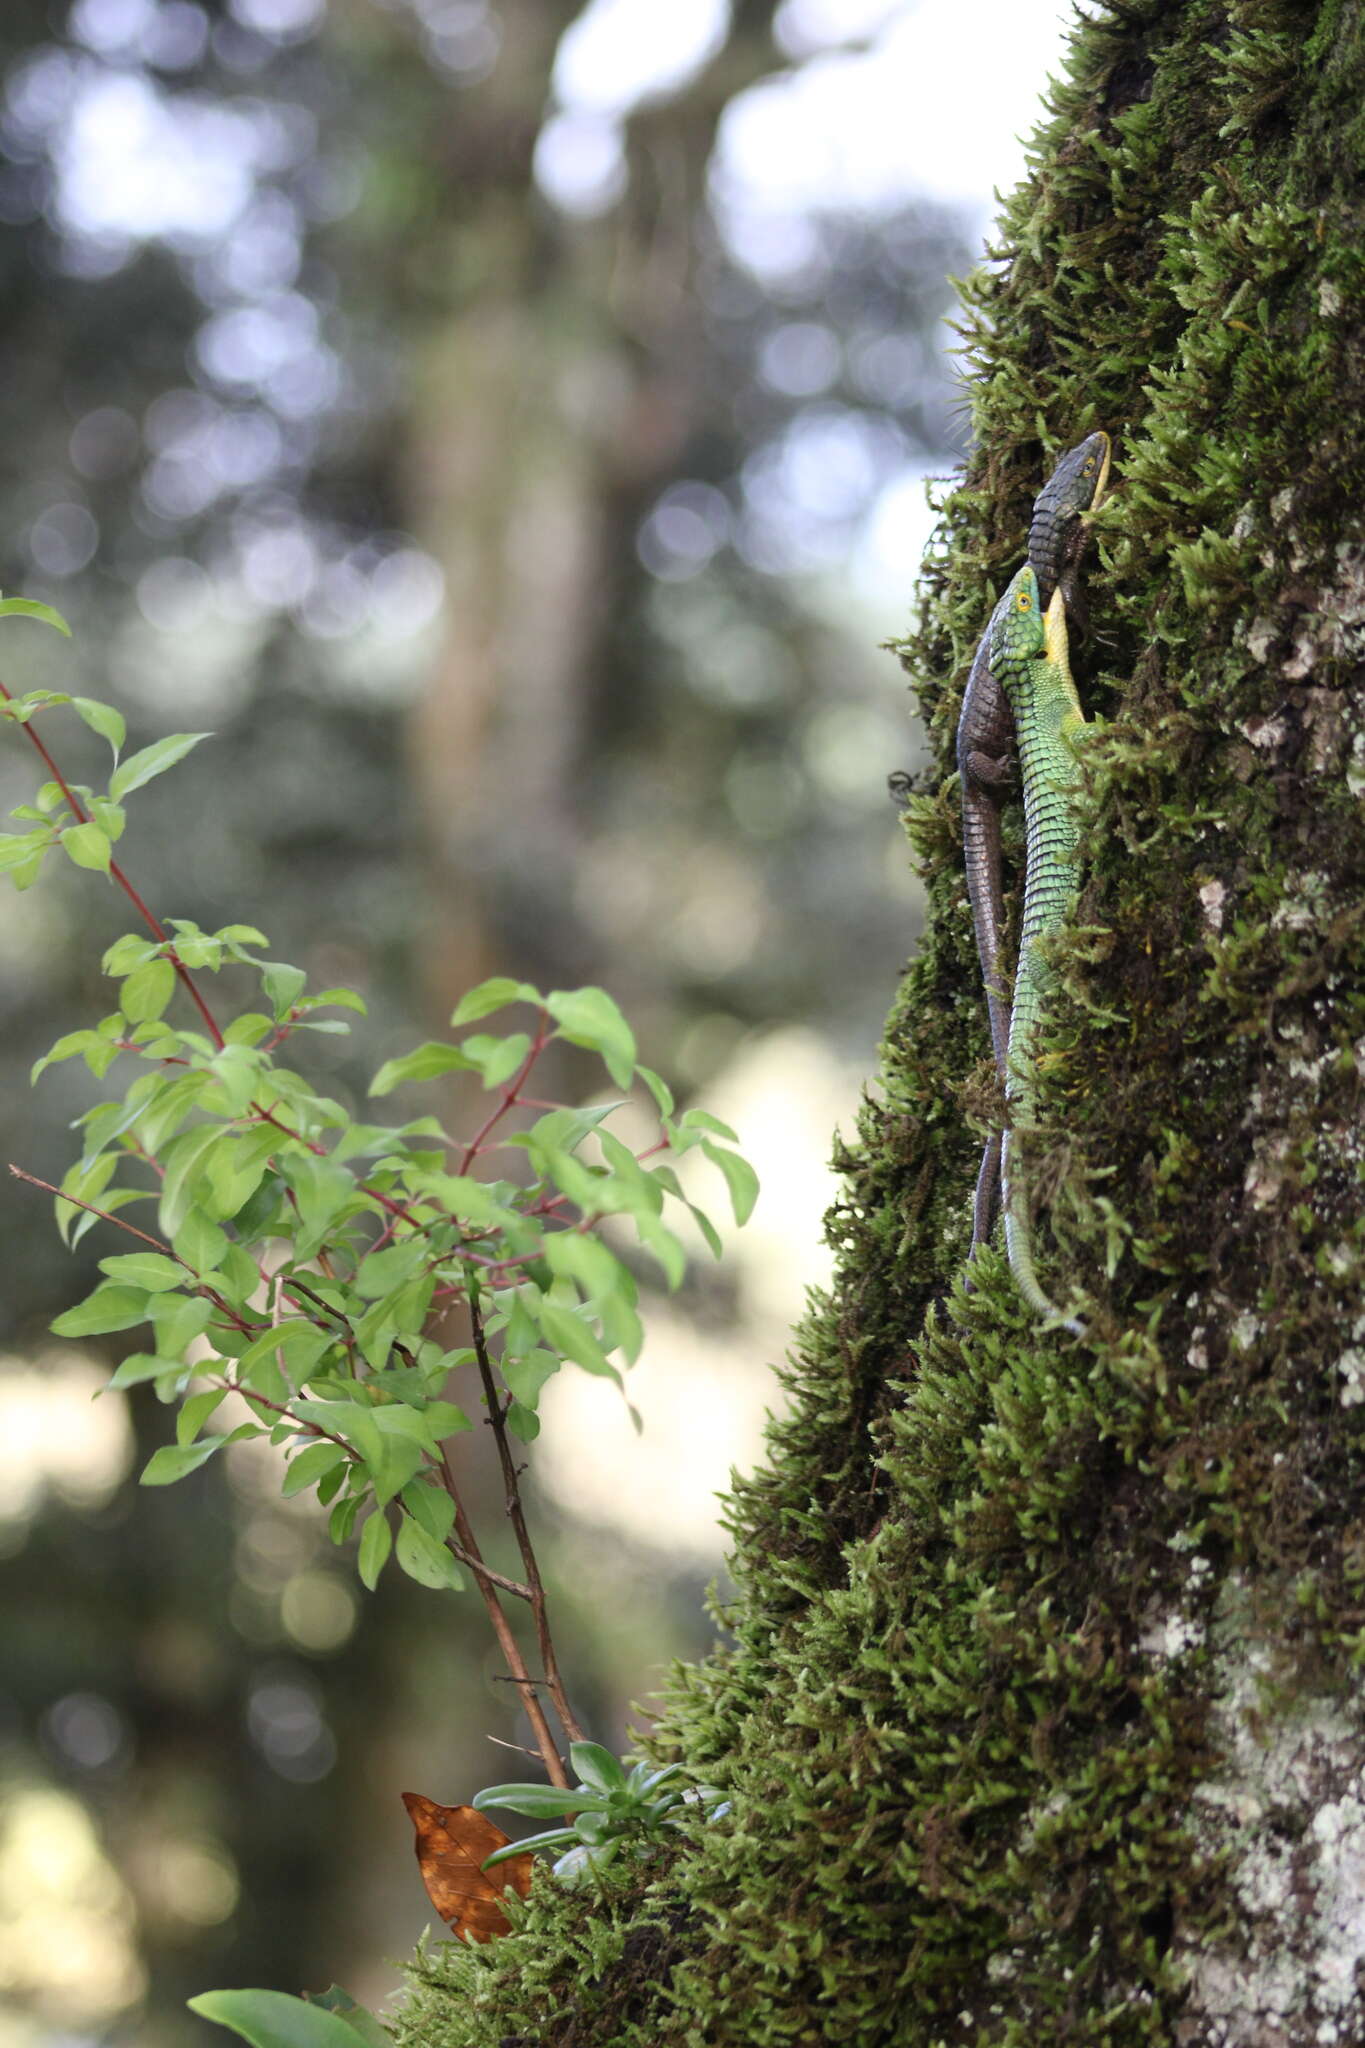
left=393, top=1, right=1365, bottom=2040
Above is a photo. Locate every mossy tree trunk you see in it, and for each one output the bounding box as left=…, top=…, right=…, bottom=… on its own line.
left=395, top=2, right=1365, bottom=2040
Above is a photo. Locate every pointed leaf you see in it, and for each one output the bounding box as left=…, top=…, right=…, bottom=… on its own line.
left=357, top=1510, right=392, bottom=1590
left=450, top=977, right=540, bottom=1026
left=62, top=822, right=111, bottom=873
left=396, top=1515, right=463, bottom=1591
left=0, top=597, right=71, bottom=635
left=141, top=1438, right=223, bottom=1486
left=187, top=1988, right=379, bottom=2048
left=110, top=731, right=211, bottom=802
left=73, top=697, right=125, bottom=759
left=545, top=987, right=636, bottom=1089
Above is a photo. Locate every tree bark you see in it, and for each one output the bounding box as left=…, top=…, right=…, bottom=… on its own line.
left=394, top=1, right=1365, bottom=2040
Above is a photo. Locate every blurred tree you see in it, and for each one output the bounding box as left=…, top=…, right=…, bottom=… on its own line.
left=0, top=2, right=971, bottom=2042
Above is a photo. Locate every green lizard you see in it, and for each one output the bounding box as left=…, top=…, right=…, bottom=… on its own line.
left=959, top=432, right=1110, bottom=1254
left=987, top=564, right=1089, bottom=1336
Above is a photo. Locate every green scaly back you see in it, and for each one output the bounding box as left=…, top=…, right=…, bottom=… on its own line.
left=987, top=564, right=1088, bottom=1335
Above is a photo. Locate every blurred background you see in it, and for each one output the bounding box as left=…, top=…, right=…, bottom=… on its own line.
left=0, top=1, right=1076, bottom=2040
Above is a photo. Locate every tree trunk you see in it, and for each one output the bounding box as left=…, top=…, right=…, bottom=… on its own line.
left=394, top=1, right=1365, bottom=2039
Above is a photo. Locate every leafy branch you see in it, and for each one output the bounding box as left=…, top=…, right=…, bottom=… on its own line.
left=1, top=596, right=758, bottom=1794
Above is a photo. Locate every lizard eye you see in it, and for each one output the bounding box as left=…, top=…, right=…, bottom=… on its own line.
left=1083, top=457, right=1095, bottom=472
left=1017, top=592, right=1030, bottom=610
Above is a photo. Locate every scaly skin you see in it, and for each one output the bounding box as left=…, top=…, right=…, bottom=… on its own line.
left=988, top=566, right=1088, bottom=1336
left=960, top=431, right=1110, bottom=1251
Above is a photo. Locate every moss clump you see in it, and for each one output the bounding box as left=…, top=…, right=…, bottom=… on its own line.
left=395, top=1, right=1365, bottom=2039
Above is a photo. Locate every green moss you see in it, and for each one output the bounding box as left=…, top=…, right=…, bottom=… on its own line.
left=394, top=1, right=1365, bottom=2038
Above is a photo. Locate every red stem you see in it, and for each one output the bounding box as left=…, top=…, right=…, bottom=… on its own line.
left=456, top=1017, right=549, bottom=1175
left=1, top=683, right=226, bottom=1049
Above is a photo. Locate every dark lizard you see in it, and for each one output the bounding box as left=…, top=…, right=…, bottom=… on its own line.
left=958, top=430, right=1110, bottom=1253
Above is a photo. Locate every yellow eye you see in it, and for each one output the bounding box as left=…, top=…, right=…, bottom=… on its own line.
left=1083, top=457, right=1095, bottom=472
left=1017, top=592, right=1030, bottom=610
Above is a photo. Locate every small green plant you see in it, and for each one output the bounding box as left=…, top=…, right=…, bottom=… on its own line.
left=475, top=1741, right=727, bottom=1882
left=0, top=594, right=755, bottom=2037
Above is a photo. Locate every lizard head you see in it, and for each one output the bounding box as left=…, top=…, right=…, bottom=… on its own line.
left=1028, top=430, right=1111, bottom=598
left=1035, top=430, right=1111, bottom=526
left=989, top=565, right=1047, bottom=683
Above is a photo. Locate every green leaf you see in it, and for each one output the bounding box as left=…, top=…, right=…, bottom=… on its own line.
left=200, top=1126, right=277, bottom=1223
left=97, top=1252, right=186, bottom=1293
left=150, top=1289, right=213, bottom=1361
left=482, top=1827, right=577, bottom=1867
left=236, top=1320, right=335, bottom=1391
left=1, top=830, right=54, bottom=882
left=277, top=1153, right=356, bottom=1259
left=407, top=1172, right=520, bottom=1234
left=86, top=795, right=126, bottom=842
left=501, top=1347, right=559, bottom=1410
left=187, top=1988, right=380, bottom=2048
left=282, top=1441, right=350, bottom=1498
left=135, top=1071, right=209, bottom=1154
left=506, top=1400, right=540, bottom=1441
left=0, top=596, right=71, bottom=635
left=217, top=1242, right=262, bottom=1308
left=635, top=1212, right=687, bottom=1290
left=141, top=1438, right=223, bottom=1486
left=72, top=696, right=125, bottom=759
left=471, top=1783, right=601, bottom=1819
left=106, top=1352, right=180, bottom=1390
left=109, top=731, right=211, bottom=802
left=700, top=1140, right=759, bottom=1225
left=534, top=1300, right=619, bottom=1382
left=306, top=986, right=368, bottom=1015
left=297, top=1404, right=425, bottom=1507
left=418, top=1400, right=470, bottom=1441
left=569, top=1742, right=628, bottom=1796
left=178, top=1388, right=227, bottom=1445
left=31, top=1029, right=98, bottom=1084
left=120, top=958, right=175, bottom=1024
left=462, top=1032, right=531, bottom=1090
left=399, top=1480, right=456, bottom=1543
left=370, top=1041, right=476, bottom=1096
left=102, top=933, right=159, bottom=976
left=174, top=1208, right=228, bottom=1273
left=207, top=1044, right=262, bottom=1118
left=678, top=1108, right=739, bottom=1143
left=546, top=987, right=636, bottom=1089
left=262, top=962, right=307, bottom=1018
left=354, top=1239, right=429, bottom=1300
left=62, top=822, right=111, bottom=873
left=357, top=1511, right=391, bottom=1590
left=543, top=1231, right=627, bottom=1304
left=51, top=1282, right=150, bottom=1337
left=450, top=977, right=541, bottom=1026
left=686, top=1200, right=724, bottom=1261
left=305, top=1989, right=391, bottom=2048
left=636, top=1063, right=675, bottom=1117
left=324, top=1493, right=358, bottom=1546
left=158, top=1124, right=227, bottom=1240
left=396, top=1515, right=463, bottom=1591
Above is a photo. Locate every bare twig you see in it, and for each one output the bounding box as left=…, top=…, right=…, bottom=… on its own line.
left=437, top=1446, right=569, bottom=1788
left=469, top=1291, right=586, bottom=1748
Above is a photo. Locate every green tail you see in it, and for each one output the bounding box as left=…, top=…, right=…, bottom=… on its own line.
left=1000, top=1126, right=1085, bottom=1338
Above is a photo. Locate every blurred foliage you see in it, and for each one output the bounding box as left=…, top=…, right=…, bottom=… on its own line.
left=0, top=1, right=969, bottom=2040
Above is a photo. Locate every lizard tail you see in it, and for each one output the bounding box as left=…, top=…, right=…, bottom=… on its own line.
left=1000, top=1128, right=1086, bottom=1338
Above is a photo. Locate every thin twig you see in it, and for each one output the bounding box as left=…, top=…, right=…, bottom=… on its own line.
left=0, top=681, right=227, bottom=1047
left=437, top=1446, right=568, bottom=1788
left=469, top=1291, right=586, bottom=1748
left=456, top=1014, right=549, bottom=1176
left=9, top=1163, right=170, bottom=1253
